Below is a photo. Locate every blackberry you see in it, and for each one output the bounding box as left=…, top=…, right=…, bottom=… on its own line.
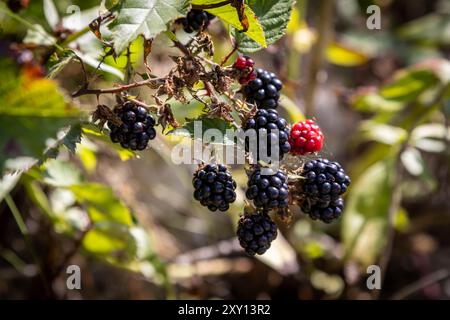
left=237, top=212, right=278, bottom=255
left=181, top=10, right=215, bottom=33
left=246, top=168, right=289, bottom=210
left=7, top=0, right=29, bottom=12
left=107, top=101, right=156, bottom=151
left=301, top=197, right=344, bottom=223
left=242, top=68, right=283, bottom=110
left=300, top=158, right=350, bottom=208
left=243, top=109, right=291, bottom=161
left=289, top=119, right=324, bottom=155
left=233, top=55, right=257, bottom=85
left=192, top=164, right=237, bottom=212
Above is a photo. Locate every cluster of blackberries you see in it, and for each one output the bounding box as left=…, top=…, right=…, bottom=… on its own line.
left=108, top=102, right=157, bottom=151
left=237, top=212, right=278, bottom=256
left=233, top=55, right=257, bottom=84
left=181, top=9, right=215, bottom=33
left=289, top=120, right=324, bottom=155
left=193, top=164, right=237, bottom=212
left=242, top=68, right=283, bottom=110
left=246, top=168, right=289, bottom=210
left=7, top=0, right=29, bottom=12
left=299, top=158, right=350, bottom=223
left=243, top=109, right=291, bottom=161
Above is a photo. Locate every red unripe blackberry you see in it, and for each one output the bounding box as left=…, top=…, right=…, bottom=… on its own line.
left=289, top=119, right=324, bottom=155
left=237, top=212, right=278, bottom=256
left=233, top=55, right=256, bottom=85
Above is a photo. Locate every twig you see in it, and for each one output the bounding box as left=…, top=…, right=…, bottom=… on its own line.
left=72, top=78, right=165, bottom=97
left=303, top=0, right=333, bottom=117
left=390, top=269, right=450, bottom=300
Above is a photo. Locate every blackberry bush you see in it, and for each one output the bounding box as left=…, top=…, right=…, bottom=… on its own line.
left=181, top=9, right=215, bottom=33
left=300, top=158, right=351, bottom=208
left=107, top=101, right=157, bottom=151
left=237, top=212, right=278, bottom=256
left=301, top=197, right=344, bottom=223
left=246, top=167, right=289, bottom=210
left=242, top=68, right=283, bottom=109
left=243, top=109, right=291, bottom=161
left=289, top=119, right=324, bottom=155
left=193, top=164, right=237, bottom=212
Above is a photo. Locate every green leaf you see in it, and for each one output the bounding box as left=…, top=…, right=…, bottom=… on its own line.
left=0, top=58, right=81, bottom=174
left=23, top=24, right=57, bottom=46
left=192, top=0, right=266, bottom=48
left=400, top=147, right=424, bottom=176
left=70, top=183, right=133, bottom=226
left=46, top=49, right=77, bottom=79
left=0, top=173, right=21, bottom=202
left=43, top=0, right=60, bottom=30
left=326, top=42, right=370, bottom=67
left=380, top=69, right=440, bottom=102
left=168, top=117, right=236, bottom=144
left=359, top=121, right=408, bottom=145
left=397, top=13, right=450, bottom=46
left=232, top=0, right=295, bottom=53
left=42, top=159, right=83, bottom=187
left=342, top=160, right=395, bottom=267
left=62, top=124, right=83, bottom=153
left=108, top=0, right=190, bottom=54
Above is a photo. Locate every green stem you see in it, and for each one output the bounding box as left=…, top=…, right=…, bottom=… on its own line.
left=60, top=26, right=90, bottom=47
left=4, top=194, right=51, bottom=294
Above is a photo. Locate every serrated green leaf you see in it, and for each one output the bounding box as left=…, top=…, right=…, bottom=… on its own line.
left=108, top=0, right=190, bottom=54
left=63, top=124, right=83, bottom=153
left=232, top=0, right=295, bottom=53
left=0, top=58, right=81, bottom=174
left=192, top=0, right=266, bottom=48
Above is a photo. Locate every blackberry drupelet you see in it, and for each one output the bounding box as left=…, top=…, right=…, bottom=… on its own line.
left=243, top=109, right=291, bottom=161
left=301, top=197, right=344, bottom=223
left=246, top=168, right=289, bottom=210
left=242, top=68, right=283, bottom=109
left=107, top=101, right=156, bottom=151
left=193, top=164, right=237, bottom=212
left=300, top=158, right=351, bottom=208
left=237, top=212, right=278, bottom=255
left=181, top=9, right=215, bottom=33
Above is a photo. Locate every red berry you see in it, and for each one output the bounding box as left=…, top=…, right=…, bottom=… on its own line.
left=234, top=56, right=248, bottom=70
left=288, top=119, right=324, bottom=155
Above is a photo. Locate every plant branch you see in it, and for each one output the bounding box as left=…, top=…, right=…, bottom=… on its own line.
left=72, top=78, right=165, bottom=97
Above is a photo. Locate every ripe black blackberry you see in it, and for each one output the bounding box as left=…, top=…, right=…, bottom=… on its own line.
left=301, top=158, right=351, bottom=208
left=246, top=167, right=289, bottom=210
left=107, top=101, right=157, bottom=151
left=242, top=68, right=283, bottom=110
left=243, top=109, right=291, bottom=161
left=301, top=197, right=344, bottom=223
left=181, top=9, right=215, bottom=33
left=237, top=212, right=278, bottom=255
left=193, top=164, right=237, bottom=212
